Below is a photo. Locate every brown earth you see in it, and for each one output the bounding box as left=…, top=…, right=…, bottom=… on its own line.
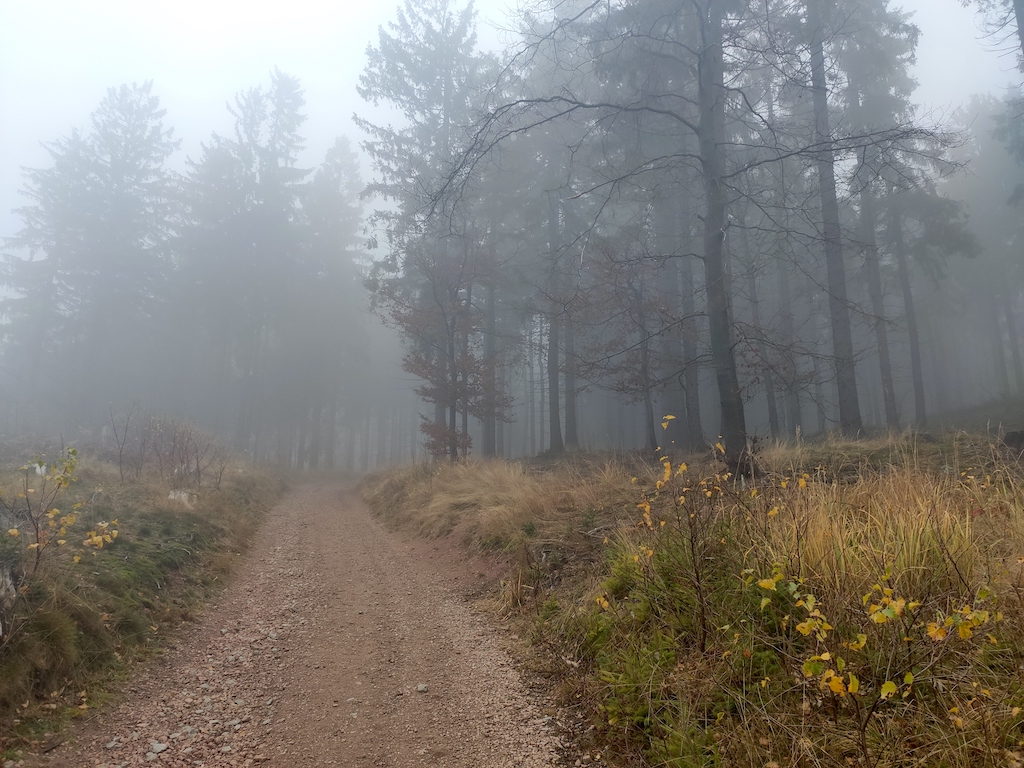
left=22, top=483, right=590, bottom=768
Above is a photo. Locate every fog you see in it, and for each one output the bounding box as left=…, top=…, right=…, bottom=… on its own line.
left=0, top=0, right=1021, bottom=467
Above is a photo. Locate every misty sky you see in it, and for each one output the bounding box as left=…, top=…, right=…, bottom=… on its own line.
left=0, top=0, right=1018, bottom=244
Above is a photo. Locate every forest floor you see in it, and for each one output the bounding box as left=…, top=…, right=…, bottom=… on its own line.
left=19, top=482, right=578, bottom=768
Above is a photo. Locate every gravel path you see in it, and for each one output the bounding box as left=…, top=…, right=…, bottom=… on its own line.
left=25, top=483, right=575, bottom=768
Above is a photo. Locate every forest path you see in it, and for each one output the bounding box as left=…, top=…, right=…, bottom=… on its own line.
left=27, top=483, right=571, bottom=768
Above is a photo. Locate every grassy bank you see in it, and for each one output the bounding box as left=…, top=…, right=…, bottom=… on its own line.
left=0, top=446, right=284, bottom=755
left=363, top=433, right=1024, bottom=767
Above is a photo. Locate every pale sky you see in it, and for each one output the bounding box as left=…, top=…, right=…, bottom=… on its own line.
left=0, top=0, right=1017, bottom=242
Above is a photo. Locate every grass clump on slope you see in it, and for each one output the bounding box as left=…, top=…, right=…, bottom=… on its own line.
left=0, top=446, right=284, bottom=756
left=364, top=433, right=1024, bottom=768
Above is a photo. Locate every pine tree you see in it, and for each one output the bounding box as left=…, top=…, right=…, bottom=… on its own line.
left=2, top=82, right=178, bottom=425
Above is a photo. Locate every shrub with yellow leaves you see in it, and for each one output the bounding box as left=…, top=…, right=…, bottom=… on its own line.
left=0, top=449, right=86, bottom=581
left=0, top=449, right=116, bottom=638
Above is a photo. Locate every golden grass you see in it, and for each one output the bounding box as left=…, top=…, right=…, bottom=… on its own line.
left=362, top=434, right=1024, bottom=768
left=362, top=456, right=644, bottom=551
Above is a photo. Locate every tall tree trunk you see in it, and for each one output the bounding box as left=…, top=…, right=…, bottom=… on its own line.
left=345, top=415, right=356, bottom=473
left=776, top=258, right=803, bottom=435
left=637, top=292, right=659, bottom=451
left=482, top=282, right=497, bottom=456
left=680, top=255, right=705, bottom=450
left=890, top=196, right=927, bottom=427
left=808, top=0, right=863, bottom=435
left=736, top=214, right=779, bottom=440
left=308, top=398, right=323, bottom=471
left=360, top=413, right=371, bottom=473
left=547, top=193, right=564, bottom=454
left=376, top=408, right=388, bottom=468
left=654, top=195, right=689, bottom=449
left=860, top=186, right=899, bottom=429
left=991, top=299, right=1012, bottom=398
left=564, top=315, right=579, bottom=449
left=324, top=389, right=337, bottom=470
left=496, top=380, right=506, bottom=458
left=539, top=320, right=546, bottom=452
left=460, top=287, right=471, bottom=459
left=296, top=394, right=309, bottom=470
left=696, top=1, right=746, bottom=461
left=1013, top=0, right=1024, bottom=61
left=526, top=320, right=535, bottom=456
left=1003, top=292, right=1024, bottom=393
left=410, top=403, right=419, bottom=463
left=448, top=320, right=458, bottom=462
left=748, top=269, right=780, bottom=438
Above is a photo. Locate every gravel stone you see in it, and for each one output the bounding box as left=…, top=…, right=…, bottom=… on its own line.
left=20, top=483, right=578, bottom=767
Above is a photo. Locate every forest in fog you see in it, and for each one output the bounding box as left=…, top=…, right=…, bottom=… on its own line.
left=1, top=0, right=1023, bottom=469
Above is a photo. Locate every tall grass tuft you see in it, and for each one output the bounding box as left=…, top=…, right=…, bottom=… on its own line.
left=364, top=436, right=1024, bottom=767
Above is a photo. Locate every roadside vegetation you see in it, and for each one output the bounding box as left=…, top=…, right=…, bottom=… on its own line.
left=363, top=431, right=1024, bottom=767
left=0, top=429, right=284, bottom=756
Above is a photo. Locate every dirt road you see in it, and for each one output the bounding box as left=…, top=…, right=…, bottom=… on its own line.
left=28, top=483, right=574, bottom=768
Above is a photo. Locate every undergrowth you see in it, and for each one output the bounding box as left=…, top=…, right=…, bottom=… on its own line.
left=0, top=446, right=284, bottom=756
left=363, top=431, right=1024, bottom=767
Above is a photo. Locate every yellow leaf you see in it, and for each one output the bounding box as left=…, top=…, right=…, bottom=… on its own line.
left=26, top=543, right=39, bottom=550
left=767, top=506, right=779, bottom=517
left=827, top=676, right=846, bottom=696
left=6, top=528, right=18, bottom=537
left=758, top=578, right=778, bottom=591
left=798, top=477, right=807, bottom=489
left=904, top=671, right=914, bottom=685
left=958, top=623, right=973, bottom=640
left=715, top=442, right=725, bottom=454
left=57, top=539, right=66, bottom=546
left=880, top=681, right=898, bottom=699
left=848, top=673, right=860, bottom=694
left=73, top=555, right=81, bottom=563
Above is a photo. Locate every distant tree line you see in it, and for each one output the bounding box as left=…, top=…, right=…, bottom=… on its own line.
left=358, top=0, right=1024, bottom=463
left=2, top=0, right=1023, bottom=467
left=0, top=72, right=418, bottom=469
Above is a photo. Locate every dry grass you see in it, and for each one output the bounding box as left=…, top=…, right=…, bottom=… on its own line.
left=0, top=447, right=284, bottom=756
left=362, top=456, right=644, bottom=551
left=363, top=434, right=1024, bottom=768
